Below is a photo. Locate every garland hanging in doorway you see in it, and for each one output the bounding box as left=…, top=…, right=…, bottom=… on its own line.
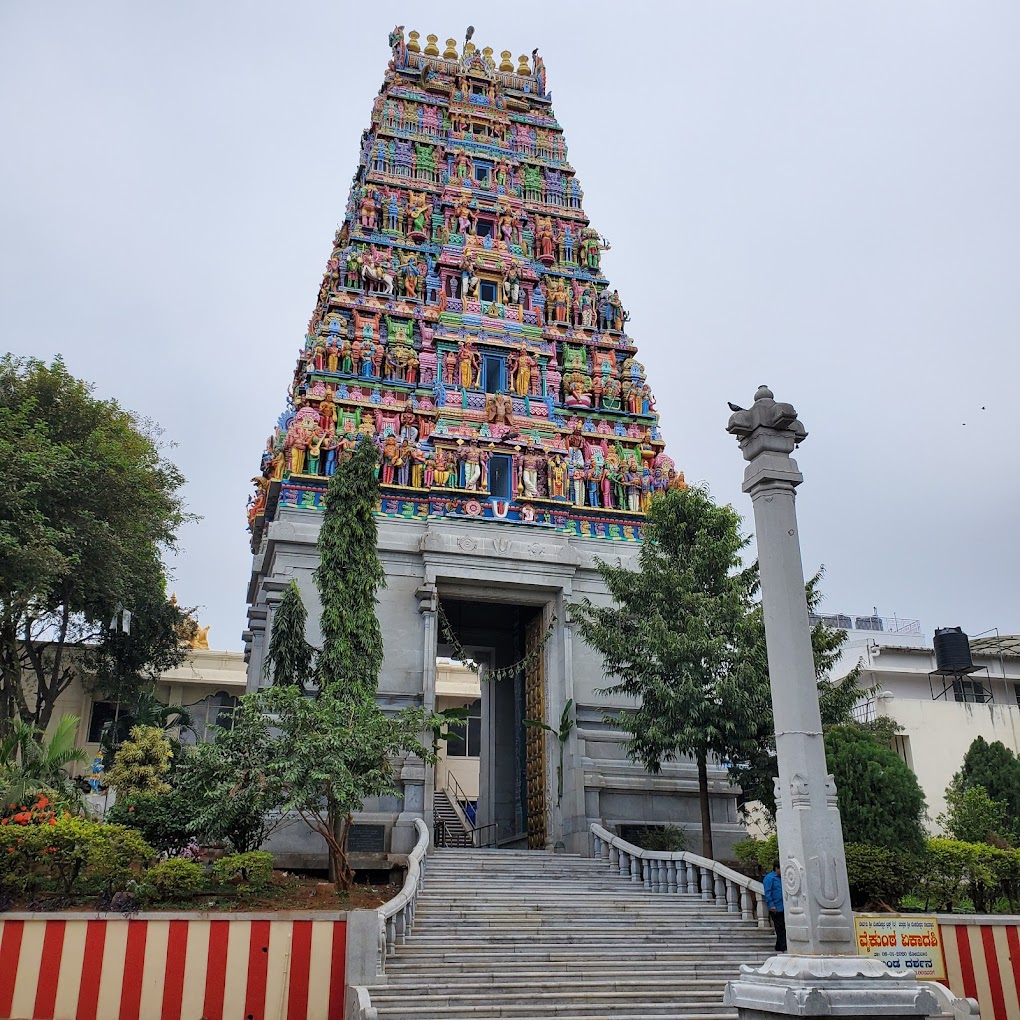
left=437, top=604, right=557, bottom=682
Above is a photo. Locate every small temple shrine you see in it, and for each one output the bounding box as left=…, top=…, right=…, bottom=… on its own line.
left=247, top=27, right=683, bottom=546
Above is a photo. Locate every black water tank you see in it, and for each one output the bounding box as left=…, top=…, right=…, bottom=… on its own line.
left=934, top=627, right=976, bottom=675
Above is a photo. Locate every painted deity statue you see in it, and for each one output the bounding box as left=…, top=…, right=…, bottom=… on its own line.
left=460, top=439, right=487, bottom=491
left=507, top=345, right=537, bottom=397
left=407, top=191, right=429, bottom=240
left=518, top=447, right=542, bottom=498
left=458, top=342, right=480, bottom=389
left=503, top=262, right=521, bottom=305
left=547, top=454, right=567, bottom=499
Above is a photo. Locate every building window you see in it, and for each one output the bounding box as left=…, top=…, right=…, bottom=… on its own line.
left=479, top=279, right=498, bottom=304
left=474, top=164, right=490, bottom=183
left=87, top=702, right=134, bottom=744
left=489, top=454, right=512, bottom=500
left=446, top=699, right=481, bottom=757
left=483, top=354, right=504, bottom=393
left=891, top=734, right=912, bottom=769
left=953, top=680, right=990, bottom=704
left=180, top=691, right=241, bottom=744
left=476, top=218, right=494, bottom=239
left=1014, top=682, right=1020, bottom=707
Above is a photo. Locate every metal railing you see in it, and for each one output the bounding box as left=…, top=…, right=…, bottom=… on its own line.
left=444, top=773, right=495, bottom=846
left=378, top=817, right=429, bottom=972
left=590, top=823, right=767, bottom=928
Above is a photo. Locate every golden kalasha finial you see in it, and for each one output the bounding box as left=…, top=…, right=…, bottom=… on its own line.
left=425, top=33, right=440, bottom=57
left=464, top=41, right=477, bottom=57
left=516, top=53, right=532, bottom=76
left=482, top=46, right=495, bottom=68
left=499, top=50, right=514, bottom=72
left=443, top=38, right=458, bottom=60
left=407, top=30, right=421, bottom=54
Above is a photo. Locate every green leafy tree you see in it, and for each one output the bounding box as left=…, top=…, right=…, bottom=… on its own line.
left=256, top=684, right=436, bottom=891
left=265, top=580, right=314, bottom=686
left=573, top=485, right=767, bottom=858
left=939, top=785, right=1011, bottom=845
left=949, top=737, right=1020, bottom=838
left=248, top=441, right=441, bottom=890
left=105, top=724, right=173, bottom=798
left=0, top=714, right=87, bottom=808
left=824, top=724, right=927, bottom=853
left=173, top=699, right=289, bottom=853
left=314, top=439, right=384, bottom=698
left=0, top=356, right=192, bottom=737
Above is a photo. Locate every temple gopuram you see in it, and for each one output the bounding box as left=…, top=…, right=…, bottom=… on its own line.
left=245, top=30, right=740, bottom=864
left=247, top=28, right=684, bottom=547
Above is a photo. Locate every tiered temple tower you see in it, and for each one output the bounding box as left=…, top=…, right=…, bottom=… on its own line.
left=245, top=30, right=739, bottom=862
left=247, top=28, right=683, bottom=545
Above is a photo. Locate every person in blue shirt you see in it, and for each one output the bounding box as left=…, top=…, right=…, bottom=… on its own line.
left=763, top=861, right=787, bottom=952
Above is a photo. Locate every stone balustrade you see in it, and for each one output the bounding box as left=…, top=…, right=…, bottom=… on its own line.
left=590, top=822, right=767, bottom=928
left=378, top=816, right=430, bottom=974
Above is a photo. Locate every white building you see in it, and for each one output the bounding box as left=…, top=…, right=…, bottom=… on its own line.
left=827, top=613, right=1020, bottom=827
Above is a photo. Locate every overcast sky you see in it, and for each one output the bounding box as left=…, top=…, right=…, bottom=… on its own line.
left=2, top=2, right=1017, bottom=651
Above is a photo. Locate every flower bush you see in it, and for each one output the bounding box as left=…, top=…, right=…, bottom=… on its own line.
left=1, top=817, right=153, bottom=897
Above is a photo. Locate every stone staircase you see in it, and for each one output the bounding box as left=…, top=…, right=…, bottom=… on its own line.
left=364, top=848, right=773, bottom=1020
left=433, top=790, right=473, bottom=847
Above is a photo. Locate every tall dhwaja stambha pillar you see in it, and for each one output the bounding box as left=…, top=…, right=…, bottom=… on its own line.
left=723, top=386, right=976, bottom=1020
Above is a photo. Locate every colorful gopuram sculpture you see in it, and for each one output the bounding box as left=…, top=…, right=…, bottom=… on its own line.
left=249, top=29, right=685, bottom=547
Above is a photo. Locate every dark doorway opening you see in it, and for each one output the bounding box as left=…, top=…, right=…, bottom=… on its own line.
left=437, top=598, right=547, bottom=848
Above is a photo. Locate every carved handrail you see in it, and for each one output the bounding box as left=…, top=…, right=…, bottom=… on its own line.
left=590, top=822, right=768, bottom=929
left=377, top=817, right=430, bottom=973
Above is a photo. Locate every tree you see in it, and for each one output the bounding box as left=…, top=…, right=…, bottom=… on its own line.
left=0, top=714, right=87, bottom=809
left=573, top=485, right=767, bottom=858
left=250, top=440, right=440, bottom=889
left=823, top=724, right=927, bottom=853
left=938, top=785, right=1011, bottom=845
left=256, top=684, right=436, bottom=890
left=314, top=438, right=384, bottom=698
left=950, top=737, right=1020, bottom=836
left=0, top=356, right=192, bottom=736
left=105, top=725, right=173, bottom=798
left=265, top=580, right=314, bottom=686
left=173, top=700, right=289, bottom=853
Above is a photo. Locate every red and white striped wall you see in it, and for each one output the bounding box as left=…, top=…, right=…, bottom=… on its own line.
left=941, top=920, right=1020, bottom=1020
left=0, top=914, right=346, bottom=1020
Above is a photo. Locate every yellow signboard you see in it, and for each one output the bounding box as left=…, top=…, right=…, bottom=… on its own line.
left=854, top=915, right=946, bottom=980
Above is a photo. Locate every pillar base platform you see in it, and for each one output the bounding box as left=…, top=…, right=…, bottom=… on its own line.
left=724, top=955, right=978, bottom=1020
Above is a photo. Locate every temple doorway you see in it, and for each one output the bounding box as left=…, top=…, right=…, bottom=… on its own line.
left=435, top=598, right=549, bottom=849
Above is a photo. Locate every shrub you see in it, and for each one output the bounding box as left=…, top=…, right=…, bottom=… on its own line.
left=731, top=833, right=778, bottom=875
left=631, top=824, right=687, bottom=852
left=139, top=858, right=206, bottom=904
left=844, top=843, right=922, bottom=909
left=915, top=838, right=1012, bottom=913
left=106, top=791, right=194, bottom=854
left=106, top=726, right=173, bottom=797
left=212, top=851, right=274, bottom=889
left=939, top=786, right=1012, bottom=845
left=825, top=724, right=927, bottom=853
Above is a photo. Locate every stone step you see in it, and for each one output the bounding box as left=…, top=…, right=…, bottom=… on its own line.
left=377, top=978, right=739, bottom=991
left=372, top=1004, right=736, bottom=1019
left=368, top=991, right=729, bottom=1007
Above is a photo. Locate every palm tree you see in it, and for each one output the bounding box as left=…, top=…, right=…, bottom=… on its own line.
left=0, top=715, right=88, bottom=809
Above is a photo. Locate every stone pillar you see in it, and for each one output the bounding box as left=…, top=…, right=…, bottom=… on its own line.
left=418, top=584, right=439, bottom=836
left=723, top=386, right=975, bottom=1020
